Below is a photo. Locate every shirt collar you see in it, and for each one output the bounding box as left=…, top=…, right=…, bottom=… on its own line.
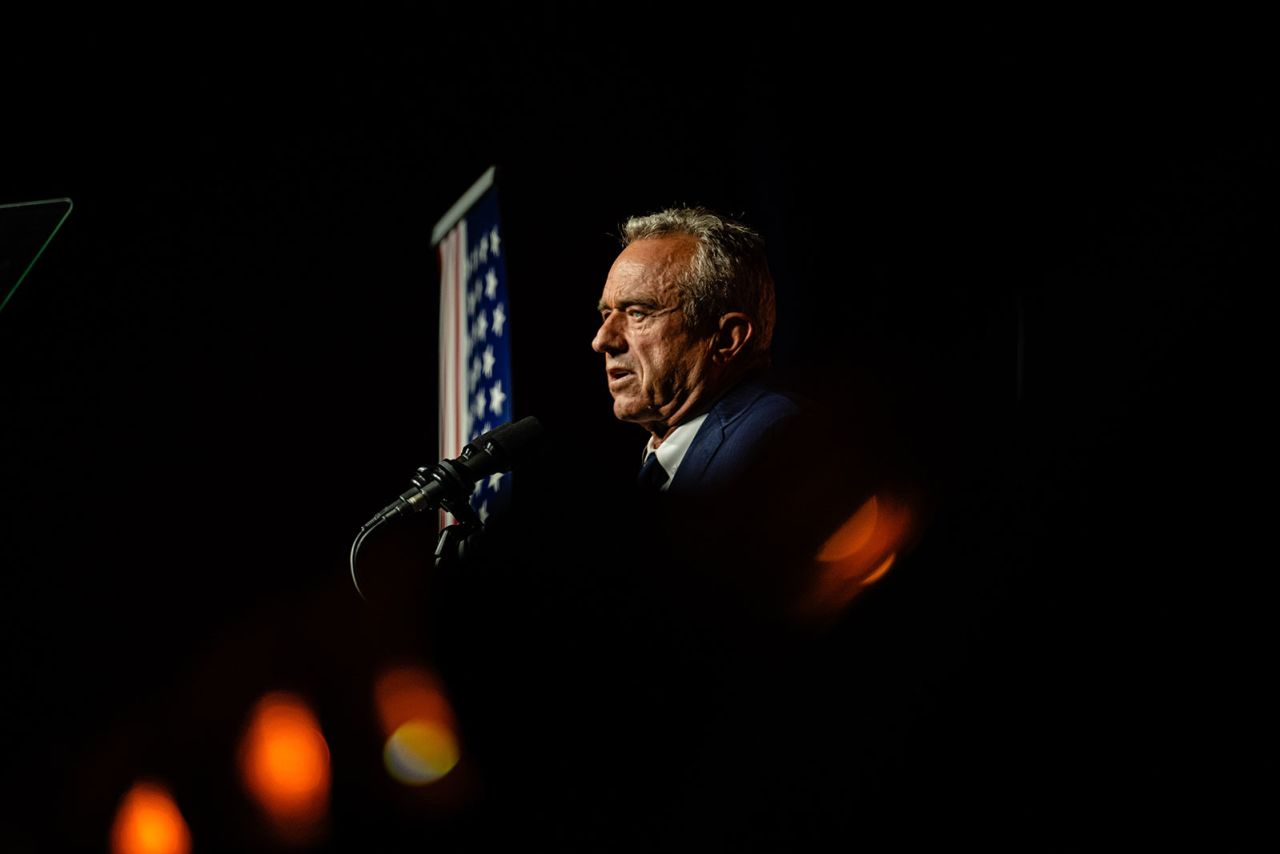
left=641, top=412, right=710, bottom=491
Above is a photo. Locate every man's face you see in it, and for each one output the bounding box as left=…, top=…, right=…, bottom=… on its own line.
left=591, top=236, right=716, bottom=430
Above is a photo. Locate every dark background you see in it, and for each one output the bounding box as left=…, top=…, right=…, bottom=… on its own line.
left=3, top=9, right=1272, bottom=851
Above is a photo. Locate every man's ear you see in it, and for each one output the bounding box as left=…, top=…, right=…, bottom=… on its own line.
left=713, top=312, right=754, bottom=364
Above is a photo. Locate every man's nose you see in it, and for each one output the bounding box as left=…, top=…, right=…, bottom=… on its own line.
left=592, top=313, right=625, bottom=354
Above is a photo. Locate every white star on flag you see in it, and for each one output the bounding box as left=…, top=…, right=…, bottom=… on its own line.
left=482, top=345, right=495, bottom=378
left=475, top=309, right=488, bottom=340
left=478, top=235, right=488, bottom=263
left=474, top=389, right=486, bottom=420
left=489, top=379, right=506, bottom=415
left=489, top=471, right=504, bottom=490
left=486, top=268, right=499, bottom=299
left=493, top=303, right=506, bottom=336
left=490, top=225, right=500, bottom=256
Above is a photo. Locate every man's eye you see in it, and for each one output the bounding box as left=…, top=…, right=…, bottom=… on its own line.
left=628, top=309, right=646, bottom=320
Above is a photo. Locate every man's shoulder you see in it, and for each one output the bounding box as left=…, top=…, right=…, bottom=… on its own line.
left=716, top=371, right=803, bottom=419
left=710, top=372, right=806, bottom=437
left=672, top=371, right=814, bottom=493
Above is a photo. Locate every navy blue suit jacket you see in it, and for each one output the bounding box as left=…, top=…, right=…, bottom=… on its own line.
left=659, top=371, right=855, bottom=571
left=667, top=374, right=802, bottom=495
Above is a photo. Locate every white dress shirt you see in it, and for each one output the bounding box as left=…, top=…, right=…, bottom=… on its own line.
left=640, top=412, right=710, bottom=492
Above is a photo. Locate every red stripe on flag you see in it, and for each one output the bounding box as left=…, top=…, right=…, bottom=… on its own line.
left=454, top=226, right=463, bottom=459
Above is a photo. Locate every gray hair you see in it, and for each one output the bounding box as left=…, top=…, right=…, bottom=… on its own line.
left=620, top=207, right=776, bottom=362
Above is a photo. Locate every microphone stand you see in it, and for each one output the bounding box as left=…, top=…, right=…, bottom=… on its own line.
left=433, top=498, right=484, bottom=571
left=350, top=417, right=544, bottom=598
left=351, top=462, right=487, bottom=599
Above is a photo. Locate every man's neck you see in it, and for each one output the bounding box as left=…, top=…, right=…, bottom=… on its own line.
left=646, top=423, right=673, bottom=450
left=644, top=363, right=765, bottom=447
left=644, top=389, right=710, bottom=449
left=646, top=396, right=711, bottom=449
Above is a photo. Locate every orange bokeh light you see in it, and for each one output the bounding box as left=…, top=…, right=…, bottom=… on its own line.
left=817, top=494, right=882, bottom=562
left=237, top=692, right=330, bottom=835
left=374, top=665, right=455, bottom=737
left=374, top=664, right=462, bottom=786
left=109, top=781, right=192, bottom=854
left=800, top=494, right=915, bottom=619
left=385, top=719, right=461, bottom=785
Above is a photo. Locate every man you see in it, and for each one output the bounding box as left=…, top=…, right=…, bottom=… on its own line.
left=589, top=204, right=880, bottom=625
left=591, top=206, right=801, bottom=495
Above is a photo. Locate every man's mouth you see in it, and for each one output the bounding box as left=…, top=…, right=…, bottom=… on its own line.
left=607, top=367, right=634, bottom=385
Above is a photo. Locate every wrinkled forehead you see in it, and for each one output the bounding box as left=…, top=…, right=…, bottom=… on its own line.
left=600, top=235, right=696, bottom=307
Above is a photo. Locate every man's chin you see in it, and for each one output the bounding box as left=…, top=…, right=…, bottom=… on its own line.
left=612, top=399, right=656, bottom=425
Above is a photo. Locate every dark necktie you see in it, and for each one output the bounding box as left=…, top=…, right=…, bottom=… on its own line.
left=637, top=453, right=669, bottom=492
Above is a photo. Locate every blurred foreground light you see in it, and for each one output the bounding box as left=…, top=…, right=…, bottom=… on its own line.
left=375, top=665, right=460, bottom=785
left=110, top=781, right=191, bottom=854
left=237, top=692, right=330, bottom=840
left=385, top=719, right=461, bottom=784
left=800, top=495, right=916, bottom=619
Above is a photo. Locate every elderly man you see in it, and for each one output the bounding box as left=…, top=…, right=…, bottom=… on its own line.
left=591, top=207, right=801, bottom=494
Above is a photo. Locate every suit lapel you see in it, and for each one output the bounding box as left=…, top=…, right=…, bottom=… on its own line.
left=668, top=379, right=766, bottom=493
left=670, top=410, right=723, bottom=492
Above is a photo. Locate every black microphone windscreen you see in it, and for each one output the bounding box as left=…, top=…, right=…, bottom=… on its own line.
left=487, top=416, right=544, bottom=456
left=466, top=416, right=546, bottom=474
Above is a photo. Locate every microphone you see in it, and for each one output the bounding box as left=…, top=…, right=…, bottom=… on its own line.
left=363, top=416, right=545, bottom=528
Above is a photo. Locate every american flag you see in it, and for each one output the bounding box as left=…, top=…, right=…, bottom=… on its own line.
left=433, top=167, right=514, bottom=528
